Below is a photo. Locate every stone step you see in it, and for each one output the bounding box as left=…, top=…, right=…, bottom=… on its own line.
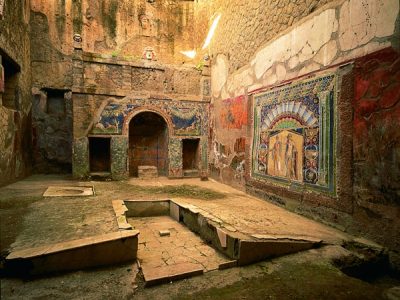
left=183, top=169, right=199, bottom=177
left=138, top=166, right=158, bottom=179
left=90, top=172, right=111, bottom=181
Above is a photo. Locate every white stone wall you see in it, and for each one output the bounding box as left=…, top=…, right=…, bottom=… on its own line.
left=211, top=0, right=399, bottom=100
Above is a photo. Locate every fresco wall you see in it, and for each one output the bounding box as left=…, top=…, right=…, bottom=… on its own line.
left=208, top=0, right=399, bottom=266
left=351, top=48, right=400, bottom=255
left=210, top=95, right=248, bottom=187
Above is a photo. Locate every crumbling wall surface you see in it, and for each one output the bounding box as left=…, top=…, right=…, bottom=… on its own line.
left=197, top=0, right=332, bottom=73
left=30, top=0, right=196, bottom=80
left=208, top=0, right=400, bottom=263
left=0, top=0, right=32, bottom=186
left=31, top=90, right=73, bottom=173
left=29, top=0, right=201, bottom=172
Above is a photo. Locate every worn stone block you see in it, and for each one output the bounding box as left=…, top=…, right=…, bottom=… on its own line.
left=159, top=230, right=170, bottom=237
left=138, top=165, right=158, bottom=179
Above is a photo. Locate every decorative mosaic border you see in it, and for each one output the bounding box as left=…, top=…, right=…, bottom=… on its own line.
left=91, top=99, right=208, bottom=137
left=251, top=73, right=337, bottom=195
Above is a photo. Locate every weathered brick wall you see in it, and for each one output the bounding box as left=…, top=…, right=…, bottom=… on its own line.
left=0, top=0, right=32, bottom=186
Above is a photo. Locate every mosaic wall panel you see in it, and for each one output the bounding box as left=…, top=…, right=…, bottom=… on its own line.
left=170, top=106, right=201, bottom=136
left=111, top=136, right=128, bottom=179
left=252, top=73, right=336, bottom=193
left=91, top=99, right=207, bottom=136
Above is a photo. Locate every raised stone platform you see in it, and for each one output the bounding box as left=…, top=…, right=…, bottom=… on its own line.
left=138, top=166, right=158, bottom=179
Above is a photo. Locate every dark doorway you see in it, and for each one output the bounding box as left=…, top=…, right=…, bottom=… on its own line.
left=129, top=112, right=168, bottom=177
left=89, top=137, right=111, bottom=172
left=182, top=138, right=200, bottom=170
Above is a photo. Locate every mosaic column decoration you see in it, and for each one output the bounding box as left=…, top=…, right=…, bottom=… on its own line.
left=111, top=136, right=128, bottom=180
left=201, top=137, right=208, bottom=175
left=168, top=138, right=182, bottom=178
left=72, top=137, right=89, bottom=179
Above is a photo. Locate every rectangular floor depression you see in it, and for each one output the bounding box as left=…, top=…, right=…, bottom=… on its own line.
left=113, top=199, right=323, bottom=286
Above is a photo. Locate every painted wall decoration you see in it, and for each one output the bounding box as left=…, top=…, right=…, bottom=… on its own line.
left=92, top=99, right=207, bottom=137
left=220, top=95, right=248, bottom=129
left=252, top=73, right=336, bottom=193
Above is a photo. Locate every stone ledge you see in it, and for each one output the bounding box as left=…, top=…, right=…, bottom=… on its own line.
left=6, top=230, right=139, bottom=276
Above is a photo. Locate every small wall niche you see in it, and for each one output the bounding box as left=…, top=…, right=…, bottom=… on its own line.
left=45, top=89, right=66, bottom=115
left=1, top=51, right=21, bottom=110
left=182, top=138, right=200, bottom=170
left=89, top=137, right=111, bottom=173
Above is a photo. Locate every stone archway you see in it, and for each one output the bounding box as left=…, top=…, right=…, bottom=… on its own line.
left=128, top=111, right=169, bottom=177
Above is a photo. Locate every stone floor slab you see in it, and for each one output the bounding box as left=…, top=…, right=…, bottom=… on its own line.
left=43, top=186, right=94, bottom=197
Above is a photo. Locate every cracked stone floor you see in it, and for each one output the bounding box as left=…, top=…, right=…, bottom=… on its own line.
left=129, top=216, right=232, bottom=284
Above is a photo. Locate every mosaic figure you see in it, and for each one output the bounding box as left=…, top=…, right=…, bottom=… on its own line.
left=284, top=134, right=298, bottom=180
left=271, top=135, right=282, bottom=174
